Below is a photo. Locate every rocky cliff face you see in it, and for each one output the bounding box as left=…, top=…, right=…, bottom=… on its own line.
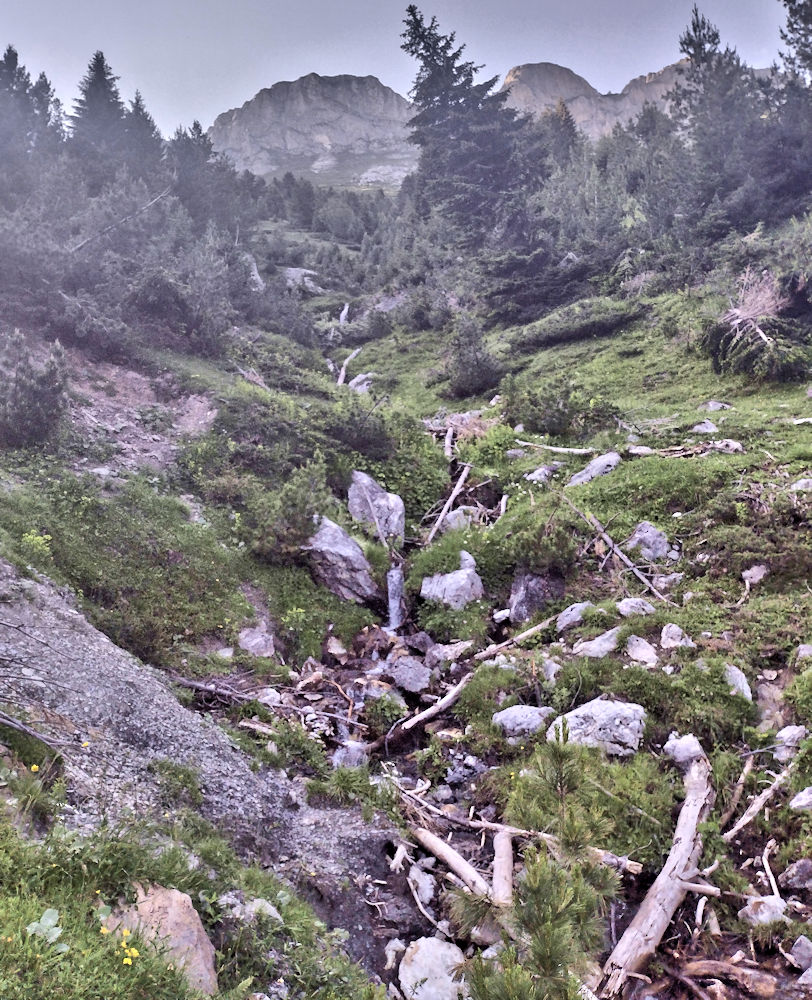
left=208, top=73, right=418, bottom=187
left=501, top=61, right=685, bottom=139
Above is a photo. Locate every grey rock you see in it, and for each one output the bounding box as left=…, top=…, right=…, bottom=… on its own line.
left=547, top=698, right=646, bottom=756
left=408, top=865, right=437, bottom=906
left=790, top=478, right=812, bottom=492
left=627, top=445, right=656, bottom=456
left=742, top=564, right=769, bottom=586
left=660, top=624, right=696, bottom=649
left=506, top=448, right=527, bottom=459
left=216, top=646, right=234, bottom=659
left=792, top=936, right=812, bottom=971
left=347, top=372, right=375, bottom=394
left=790, top=787, right=812, bottom=811
left=797, top=644, right=812, bottom=663
left=779, top=858, right=812, bottom=891
left=218, top=891, right=283, bottom=926
left=420, top=551, right=484, bottom=610
left=524, top=463, right=563, bottom=484
left=626, top=635, right=659, bottom=667
left=491, top=705, right=555, bottom=738
left=737, top=895, right=789, bottom=926
left=799, top=967, right=812, bottom=987
left=541, top=657, right=563, bottom=683
left=441, top=506, right=480, bottom=533
left=398, top=937, right=469, bottom=1000
left=709, top=438, right=744, bottom=453
left=664, top=733, right=705, bottom=767
left=616, top=597, right=656, bottom=617
left=623, top=522, right=671, bottom=562
left=556, top=602, right=595, bottom=633
left=775, top=725, right=808, bottom=764
left=331, top=741, right=369, bottom=769
left=724, top=663, right=752, bottom=701
left=388, top=656, right=433, bottom=693
left=691, top=419, right=718, bottom=434
left=256, top=687, right=282, bottom=708
left=304, top=517, right=381, bottom=604
left=238, top=622, right=276, bottom=658
left=424, top=640, right=474, bottom=671
left=573, top=626, right=622, bottom=659
left=347, top=471, right=405, bottom=542
left=567, top=451, right=621, bottom=487
left=509, top=572, right=565, bottom=624
left=698, top=400, right=731, bottom=411
left=652, top=572, right=684, bottom=593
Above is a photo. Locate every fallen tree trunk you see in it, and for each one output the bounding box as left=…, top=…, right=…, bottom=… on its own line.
left=426, top=464, right=471, bottom=544
left=600, top=734, right=715, bottom=997
left=410, top=825, right=491, bottom=896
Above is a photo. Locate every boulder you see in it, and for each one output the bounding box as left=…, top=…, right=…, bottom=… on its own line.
left=567, top=451, right=621, bottom=487
left=709, top=438, right=744, bottom=453
left=547, top=698, right=646, bottom=756
left=107, top=885, right=218, bottom=995
left=660, top=624, right=696, bottom=649
left=217, top=890, right=283, bottom=926
left=698, top=400, right=731, bottom=411
left=691, top=419, right=718, bottom=434
left=622, top=522, right=674, bottom=562
left=420, top=551, right=484, bottom=610
left=509, top=571, right=565, bottom=624
left=774, top=725, right=807, bottom=764
left=792, top=936, right=812, bottom=971
left=652, top=572, right=684, bottom=593
left=724, top=663, right=752, bottom=701
left=616, top=597, right=656, bottom=617
left=440, top=506, right=480, bottom=533
left=387, top=655, right=433, bottom=693
left=304, top=517, right=381, bottom=604
left=237, top=622, right=275, bottom=658
left=491, top=705, right=555, bottom=738
left=331, top=741, right=370, bottom=769
left=790, top=787, right=812, bottom=811
left=573, top=626, right=622, bottom=659
left=556, top=601, right=595, bottom=633
left=737, top=895, right=789, bottom=926
left=796, top=644, right=812, bottom=663
left=790, top=478, right=812, bottom=492
left=779, top=858, right=812, bottom=891
left=626, top=635, right=659, bottom=667
left=347, top=471, right=405, bottom=542
left=398, top=937, right=469, bottom=1000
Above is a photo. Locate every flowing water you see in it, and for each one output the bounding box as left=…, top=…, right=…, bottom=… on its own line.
left=385, top=564, right=405, bottom=632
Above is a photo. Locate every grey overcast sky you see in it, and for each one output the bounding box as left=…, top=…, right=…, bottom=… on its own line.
left=3, top=0, right=787, bottom=136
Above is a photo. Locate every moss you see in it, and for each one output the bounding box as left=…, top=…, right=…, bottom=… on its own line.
left=415, top=600, right=490, bottom=646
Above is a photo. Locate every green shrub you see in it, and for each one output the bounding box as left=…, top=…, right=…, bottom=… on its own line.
left=511, top=297, right=644, bottom=354
left=0, top=331, right=68, bottom=448
left=501, top=374, right=620, bottom=440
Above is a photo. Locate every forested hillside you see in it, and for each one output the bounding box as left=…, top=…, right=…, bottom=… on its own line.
left=0, top=4, right=810, bottom=1000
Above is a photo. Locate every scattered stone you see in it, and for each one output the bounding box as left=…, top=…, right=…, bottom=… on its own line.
left=408, top=865, right=437, bottom=907
left=709, top=439, right=744, bottom=453
left=799, top=968, right=812, bottom=987
left=626, top=635, right=659, bottom=667
left=622, top=521, right=675, bottom=562
left=387, top=656, right=433, bottom=694
left=616, top=597, right=656, bottom=617
left=491, top=705, right=555, bottom=738
left=385, top=938, right=407, bottom=972
left=698, top=400, right=731, bottom=411
left=790, top=787, right=812, bottom=811
left=792, top=936, right=812, bottom=971
left=567, top=451, right=621, bottom=487
left=398, top=937, right=469, bottom=1000
left=347, top=471, right=405, bottom=542
left=556, top=602, right=595, bottom=633
left=441, top=506, right=481, bottom=533
left=524, top=462, right=564, bottom=484
left=627, top=445, right=655, bottom=456
left=796, top=644, right=812, bottom=663
left=573, top=626, right=622, bottom=659
left=541, top=657, right=563, bottom=683
left=660, top=624, right=696, bottom=649
left=775, top=725, right=808, bottom=764
left=216, top=646, right=234, bottom=660
left=664, top=732, right=705, bottom=767
left=256, top=687, right=282, bottom=709
left=691, top=419, right=718, bottom=434
left=420, top=551, right=484, bottom=610
left=493, top=608, right=511, bottom=623
left=424, top=640, right=474, bottom=671
left=547, top=698, right=646, bottom=757
left=652, top=572, right=684, bottom=593
left=218, top=890, right=283, bottom=926
left=107, top=885, right=218, bottom=995
left=509, top=571, right=565, bottom=624
left=779, top=858, right=812, bottom=891
left=742, top=564, right=769, bottom=587
left=404, top=632, right=435, bottom=655
left=737, top=895, right=789, bottom=926
left=238, top=622, right=276, bottom=658
left=331, top=741, right=369, bottom=769
left=304, top=517, right=381, bottom=603
left=506, top=448, right=527, bottom=459
left=724, top=663, right=752, bottom=701
left=790, top=478, right=812, bottom=492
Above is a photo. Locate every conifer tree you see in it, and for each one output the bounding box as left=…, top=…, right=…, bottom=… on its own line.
left=121, top=90, right=164, bottom=179
left=780, top=0, right=812, bottom=75
left=70, top=51, right=125, bottom=152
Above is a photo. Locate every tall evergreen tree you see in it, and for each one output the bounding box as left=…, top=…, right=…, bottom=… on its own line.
left=780, top=0, right=812, bottom=75
left=70, top=51, right=125, bottom=151
left=121, top=90, right=164, bottom=179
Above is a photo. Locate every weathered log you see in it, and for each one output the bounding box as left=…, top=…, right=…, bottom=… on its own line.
left=722, top=759, right=795, bottom=843
left=473, top=614, right=557, bottom=661
left=336, top=347, right=362, bottom=385
left=426, top=464, right=471, bottom=544
left=410, top=826, right=491, bottom=896
left=682, top=960, right=776, bottom=998
left=515, top=439, right=596, bottom=456
left=491, top=831, right=514, bottom=907
left=600, top=734, right=715, bottom=997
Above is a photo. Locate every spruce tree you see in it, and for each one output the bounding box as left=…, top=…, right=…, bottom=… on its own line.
left=121, top=90, right=164, bottom=179
left=780, top=0, right=812, bottom=75
left=70, top=51, right=126, bottom=153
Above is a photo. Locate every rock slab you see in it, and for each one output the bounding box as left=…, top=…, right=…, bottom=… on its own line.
left=547, top=698, right=646, bottom=756
left=305, top=517, right=381, bottom=603
left=347, top=470, right=405, bottom=542
left=420, top=551, right=484, bottom=610
left=398, top=937, right=469, bottom=1000
left=567, top=451, right=621, bottom=487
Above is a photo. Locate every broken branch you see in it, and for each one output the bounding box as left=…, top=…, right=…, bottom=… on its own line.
left=426, top=464, right=471, bottom=544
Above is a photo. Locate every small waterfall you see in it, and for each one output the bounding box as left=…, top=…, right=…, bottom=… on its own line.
left=385, top=564, right=405, bottom=632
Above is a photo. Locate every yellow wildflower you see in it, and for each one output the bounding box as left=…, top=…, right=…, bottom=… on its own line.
left=100, top=927, right=110, bottom=935
left=30, top=764, right=40, bottom=773
left=127, top=948, right=140, bottom=958
left=122, top=957, right=132, bottom=965
left=121, top=928, right=131, bottom=938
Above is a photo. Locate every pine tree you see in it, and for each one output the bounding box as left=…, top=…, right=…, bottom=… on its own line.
left=780, top=0, right=812, bottom=75
left=121, top=90, right=164, bottom=179
left=70, top=51, right=126, bottom=152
